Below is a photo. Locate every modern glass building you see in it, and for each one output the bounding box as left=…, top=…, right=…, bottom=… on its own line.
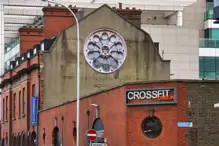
left=214, top=0, right=219, bottom=23
left=3, top=37, right=20, bottom=72
left=199, top=0, right=219, bottom=79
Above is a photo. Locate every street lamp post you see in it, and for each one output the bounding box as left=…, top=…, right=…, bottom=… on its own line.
left=90, top=104, right=100, bottom=118
left=41, top=1, right=81, bottom=146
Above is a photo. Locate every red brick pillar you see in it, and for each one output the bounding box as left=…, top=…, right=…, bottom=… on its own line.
left=42, top=5, right=78, bottom=39
left=19, top=26, right=44, bottom=56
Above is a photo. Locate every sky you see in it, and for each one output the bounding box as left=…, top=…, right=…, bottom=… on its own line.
left=214, top=0, right=219, bottom=7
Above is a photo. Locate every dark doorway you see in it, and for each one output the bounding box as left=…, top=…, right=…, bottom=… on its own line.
left=92, top=118, right=104, bottom=143
left=52, top=127, right=61, bottom=146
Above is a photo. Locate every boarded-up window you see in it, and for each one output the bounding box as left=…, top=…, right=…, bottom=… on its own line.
left=22, top=88, right=26, bottom=115
left=13, top=93, right=16, bottom=118
left=3, top=98, right=5, bottom=121
left=32, top=84, right=36, bottom=97
left=6, top=96, right=8, bottom=120
left=19, top=91, right=21, bottom=116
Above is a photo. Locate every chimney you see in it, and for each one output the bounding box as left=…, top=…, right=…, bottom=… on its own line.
left=42, top=5, right=78, bottom=39
left=119, top=3, right=122, bottom=9
left=117, top=8, right=142, bottom=27
left=18, top=26, right=44, bottom=55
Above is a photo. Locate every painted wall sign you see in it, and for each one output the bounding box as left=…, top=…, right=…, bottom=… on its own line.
left=126, top=88, right=177, bottom=106
left=178, top=122, right=193, bottom=128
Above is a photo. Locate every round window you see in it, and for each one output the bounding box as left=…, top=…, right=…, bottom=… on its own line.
left=142, top=116, right=162, bottom=139
left=83, top=29, right=128, bottom=74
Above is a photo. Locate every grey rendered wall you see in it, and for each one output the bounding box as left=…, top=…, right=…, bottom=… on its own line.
left=42, top=6, right=170, bottom=109
left=141, top=24, right=199, bottom=79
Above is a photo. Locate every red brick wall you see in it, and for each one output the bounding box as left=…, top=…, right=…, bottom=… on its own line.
left=43, top=7, right=77, bottom=39
left=1, top=68, right=39, bottom=145
left=126, top=82, right=189, bottom=146
left=39, top=87, right=127, bottom=146
left=39, top=82, right=189, bottom=146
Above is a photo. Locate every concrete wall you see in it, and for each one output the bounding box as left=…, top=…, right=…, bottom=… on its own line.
left=141, top=10, right=177, bottom=26
left=42, top=6, right=170, bottom=109
left=183, top=0, right=206, bottom=38
left=141, top=25, right=199, bottom=79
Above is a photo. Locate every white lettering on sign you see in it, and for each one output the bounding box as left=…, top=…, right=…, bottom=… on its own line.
left=96, top=130, right=104, bottom=138
left=127, top=89, right=171, bottom=100
left=87, top=134, right=97, bottom=137
left=92, top=143, right=104, bottom=146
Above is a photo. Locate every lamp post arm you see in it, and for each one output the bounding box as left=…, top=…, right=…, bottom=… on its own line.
left=40, top=1, right=81, bottom=146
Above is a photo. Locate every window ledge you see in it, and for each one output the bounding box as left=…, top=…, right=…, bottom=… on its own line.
left=18, top=116, right=21, bottom=119
left=5, top=120, right=8, bottom=123
left=22, top=114, right=26, bottom=117
left=12, top=118, right=16, bottom=121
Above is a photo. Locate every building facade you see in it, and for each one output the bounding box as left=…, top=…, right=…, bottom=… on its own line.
left=0, top=6, right=79, bottom=146
left=0, top=4, right=170, bottom=146
left=1, top=0, right=219, bottom=146
left=39, top=5, right=219, bottom=146
left=39, top=80, right=219, bottom=146
left=199, top=0, right=219, bottom=80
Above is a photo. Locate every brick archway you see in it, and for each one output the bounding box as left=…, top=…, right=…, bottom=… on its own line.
left=52, top=126, right=61, bottom=146
left=21, top=133, right=26, bottom=146
left=12, top=135, right=16, bottom=146
left=2, top=138, right=4, bottom=146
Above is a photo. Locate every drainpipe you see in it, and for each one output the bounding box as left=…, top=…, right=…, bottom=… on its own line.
left=36, top=50, right=41, bottom=146
left=87, top=110, right=91, bottom=146
left=61, top=116, right=64, bottom=146
left=176, top=11, right=183, bottom=26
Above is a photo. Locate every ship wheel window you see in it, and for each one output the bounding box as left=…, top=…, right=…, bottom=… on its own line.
left=142, top=116, right=162, bottom=139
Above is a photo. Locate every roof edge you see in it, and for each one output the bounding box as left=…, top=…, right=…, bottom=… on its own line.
left=39, top=79, right=214, bottom=113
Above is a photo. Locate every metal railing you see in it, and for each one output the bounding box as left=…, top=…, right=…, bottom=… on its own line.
left=199, top=38, right=219, bottom=48
left=204, top=9, right=215, bottom=21
left=4, top=36, right=20, bottom=54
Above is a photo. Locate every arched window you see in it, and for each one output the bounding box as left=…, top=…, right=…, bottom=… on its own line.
left=30, top=132, right=36, bottom=146
left=73, top=127, right=77, bottom=142
left=17, top=134, right=21, bottom=146
left=92, top=118, right=104, bottom=143
left=142, top=116, right=162, bottom=139
left=43, top=133, right=46, bottom=145
left=52, top=127, right=61, bottom=146
left=22, top=134, right=26, bottom=146
left=5, top=136, right=8, bottom=146
left=2, top=138, right=4, bottom=146
left=12, top=136, right=16, bottom=146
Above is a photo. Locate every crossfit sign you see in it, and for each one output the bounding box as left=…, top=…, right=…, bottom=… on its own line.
left=126, top=88, right=177, bottom=106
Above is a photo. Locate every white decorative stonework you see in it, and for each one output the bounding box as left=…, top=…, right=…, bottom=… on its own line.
left=84, top=29, right=127, bottom=74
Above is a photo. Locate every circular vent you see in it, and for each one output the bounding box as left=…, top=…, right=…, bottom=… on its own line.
left=142, top=116, right=162, bottom=139
left=83, top=29, right=127, bottom=74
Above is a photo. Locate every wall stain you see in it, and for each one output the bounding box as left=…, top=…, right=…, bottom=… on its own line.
left=62, top=30, right=77, bottom=64
left=114, top=70, right=120, bottom=79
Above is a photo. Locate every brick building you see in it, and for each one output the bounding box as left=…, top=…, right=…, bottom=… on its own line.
left=38, top=4, right=219, bottom=146
left=0, top=4, right=161, bottom=146
left=0, top=5, right=79, bottom=146
left=39, top=80, right=219, bottom=146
